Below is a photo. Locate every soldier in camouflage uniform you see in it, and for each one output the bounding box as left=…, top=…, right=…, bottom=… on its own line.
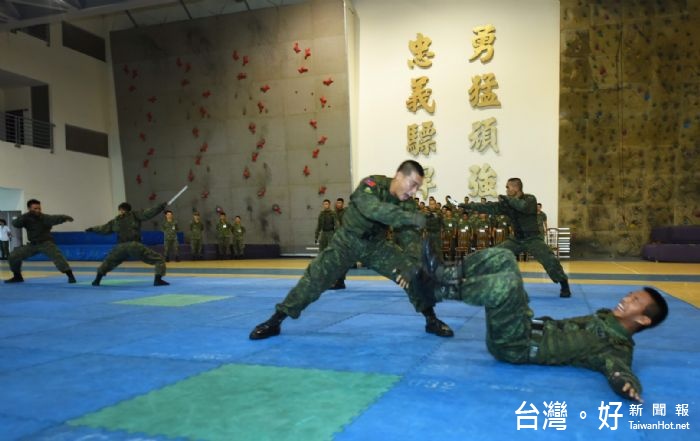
left=4, top=199, right=76, bottom=284
left=536, top=203, right=548, bottom=236
left=329, top=198, right=347, bottom=290
left=86, top=201, right=169, bottom=286
left=461, top=178, right=571, bottom=297
left=232, top=215, right=246, bottom=259
left=250, top=160, right=453, bottom=340
left=315, top=199, right=338, bottom=252
left=434, top=247, right=668, bottom=401
left=442, top=207, right=458, bottom=260
left=215, top=212, right=233, bottom=259
left=425, top=197, right=443, bottom=261
left=189, top=212, right=204, bottom=260
left=162, top=210, right=180, bottom=262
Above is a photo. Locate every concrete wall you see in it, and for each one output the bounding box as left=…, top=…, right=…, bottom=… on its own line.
left=559, top=0, right=700, bottom=257
left=0, top=24, right=122, bottom=231
left=111, top=0, right=352, bottom=253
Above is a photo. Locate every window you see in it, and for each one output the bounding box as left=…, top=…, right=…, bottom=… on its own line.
left=65, top=124, right=108, bottom=157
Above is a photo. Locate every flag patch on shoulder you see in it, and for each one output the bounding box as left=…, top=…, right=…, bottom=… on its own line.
left=363, top=178, right=376, bottom=187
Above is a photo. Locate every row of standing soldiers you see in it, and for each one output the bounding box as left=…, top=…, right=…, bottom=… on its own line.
left=162, top=210, right=246, bottom=261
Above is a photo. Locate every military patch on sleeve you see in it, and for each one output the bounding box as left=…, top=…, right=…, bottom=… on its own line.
left=363, top=178, right=376, bottom=187
left=362, top=177, right=377, bottom=194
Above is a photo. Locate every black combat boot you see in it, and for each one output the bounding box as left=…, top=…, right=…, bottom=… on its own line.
left=559, top=280, right=571, bottom=298
left=92, top=273, right=104, bottom=286
left=249, top=311, right=287, bottom=340
left=154, top=275, right=170, bottom=286
left=65, top=271, right=76, bottom=283
left=4, top=271, right=24, bottom=283
left=422, top=307, right=454, bottom=337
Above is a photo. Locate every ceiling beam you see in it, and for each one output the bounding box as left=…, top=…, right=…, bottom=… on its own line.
left=0, top=0, right=178, bottom=31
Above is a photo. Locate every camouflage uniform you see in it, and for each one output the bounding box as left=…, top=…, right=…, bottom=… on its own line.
left=232, top=221, right=246, bottom=258
left=315, top=208, right=338, bottom=252
left=425, top=207, right=443, bottom=258
left=189, top=220, right=204, bottom=259
left=215, top=219, right=233, bottom=258
left=87, top=203, right=166, bottom=276
left=9, top=212, right=73, bottom=274
left=445, top=248, right=640, bottom=398
left=275, top=175, right=432, bottom=319
left=442, top=214, right=458, bottom=260
left=465, top=194, right=567, bottom=283
left=537, top=210, right=548, bottom=236
left=162, top=219, right=179, bottom=260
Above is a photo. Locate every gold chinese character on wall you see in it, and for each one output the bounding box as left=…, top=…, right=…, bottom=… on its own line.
left=407, top=121, right=437, bottom=157
left=406, top=76, right=436, bottom=114
left=469, top=117, right=498, bottom=154
left=468, top=73, right=501, bottom=108
left=469, top=25, right=496, bottom=63
left=419, top=166, right=436, bottom=200
left=468, top=163, right=498, bottom=197
left=408, top=33, right=435, bottom=69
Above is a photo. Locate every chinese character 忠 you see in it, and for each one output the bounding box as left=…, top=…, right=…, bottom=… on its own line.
left=407, top=76, right=436, bottom=114
left=469, top=117, right=498, bottom=154
left=469, top=24, right=496, bottom=63
left=468, top=73, right=501, bottom=108
left=408, top=32, right=435, bottom=69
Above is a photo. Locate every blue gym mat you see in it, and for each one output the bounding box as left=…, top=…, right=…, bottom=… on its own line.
left=0, top=268, right=697, bottom=440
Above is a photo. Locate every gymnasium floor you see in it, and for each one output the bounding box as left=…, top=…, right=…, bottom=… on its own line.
left=0, top=258, right=698, bottom=440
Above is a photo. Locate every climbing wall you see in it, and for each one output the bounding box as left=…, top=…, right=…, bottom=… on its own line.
left=559, top=0, right=700, bottom=257
left=112, top=0, right=351, bottom=254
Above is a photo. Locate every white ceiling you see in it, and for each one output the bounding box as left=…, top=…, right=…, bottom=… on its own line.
left=0, top=0, right=309, bottom=32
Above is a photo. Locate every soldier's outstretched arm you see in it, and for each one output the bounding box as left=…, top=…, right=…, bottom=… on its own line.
left=137, top=202, right=168, bottom=221
left=351, top=188, right=424, bottom=229
left=44, top=214, right=74, bottom=226
left=460, top=201, right=501, bottom=216
left=11, top=213, right=28, bottom=228
left=501, top=195, right=537, bottom=214
left=86, top=220, right=114, bottom=235
left=601, top=352, right=643, bottom=402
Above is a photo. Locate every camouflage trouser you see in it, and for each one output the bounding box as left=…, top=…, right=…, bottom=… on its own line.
left=9, top=241, right=71, bottom=273
left=190, top=239, right=202, bottom=257
left=318, top=230, right=334, bottom=252
left=232, top=237, right=245, bottom=257
left=497, top=236, right=567, bottom=283
left=217, top=237, right=232, bottom=257
left=164, top=238, right=179, bottom=259
left=276, top=229, right=435, bottom=318
left=456, top=248, right=533, bottom=364
left=98, top=242, right=166, bottom=276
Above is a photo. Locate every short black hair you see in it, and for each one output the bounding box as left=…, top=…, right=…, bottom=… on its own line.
left=323, top=199, right=331, bottom=204
left=164, top=210, right=173, bottom=215
left=118, top=202, right=132, bottom=212
left=27, top=199, right=40, bottom=208
left=641, top=287, right=669, bottom=330
left=507, top=177, right=523, bottom=191
left=219, top=211, right=226, bottom=216
left=537, top=203, right=542, bottom=207
left=397, top=160, right=424, bottom=177
left=336, top=198, right=344, bottom=203
left=235, top=215, right=241, bottom=220
left=0, top=219, right=6, bottom=225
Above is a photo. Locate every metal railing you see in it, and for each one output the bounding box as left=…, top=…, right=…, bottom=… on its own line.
left=0, top=110, right=54, bottom=152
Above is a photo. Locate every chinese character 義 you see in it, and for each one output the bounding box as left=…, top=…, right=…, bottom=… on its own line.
left=408, top=32, right=435, bottom=69
left=469, top=24, right=496, bottom=63
left=469, top=117, right=498, bottom=154
left=468, top=163, right=498, bottom=198
left=407, top=121, right=437, bottom=157
left=406, top=76, right=436, bottom=114
left=515, top=401, right=539, bottom=430
left=598, top=401, right=622, bottom=431
left=468, top=73, right=501, bottom=108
